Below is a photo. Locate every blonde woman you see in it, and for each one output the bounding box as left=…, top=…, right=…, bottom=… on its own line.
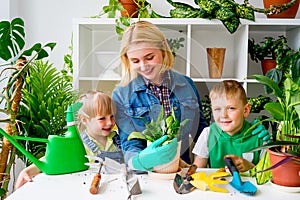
left=112, top=21, right=208, bottom=171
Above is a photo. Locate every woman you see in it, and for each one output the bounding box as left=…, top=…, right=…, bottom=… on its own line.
left=112, top=21, right=208, bottom=171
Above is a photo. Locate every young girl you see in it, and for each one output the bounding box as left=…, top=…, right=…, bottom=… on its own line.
left=78, top=90, right=123, bottom=163
left=15, top=90, right=123, bottom=189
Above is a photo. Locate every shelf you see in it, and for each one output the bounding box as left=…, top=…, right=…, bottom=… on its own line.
left=73, top=18, right=300, bottom=95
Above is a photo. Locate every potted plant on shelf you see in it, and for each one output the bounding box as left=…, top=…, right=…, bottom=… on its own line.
left=128, top=106, right=189, bottom=174
left=248, top=35, right=292, bottom=75
left=247, top=95, right=272, bottom=114
left=263, top=0, right=299, bottom=18
left=246, top=51, right=300, bottom=187
left=166, top=37, right=185, bottom=57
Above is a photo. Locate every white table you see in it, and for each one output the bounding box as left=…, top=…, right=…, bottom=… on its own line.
left=6, top=168, right=299, bottom=200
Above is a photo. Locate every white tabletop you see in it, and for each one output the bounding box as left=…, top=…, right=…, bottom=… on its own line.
left=6, top=168, right=299, bottom=200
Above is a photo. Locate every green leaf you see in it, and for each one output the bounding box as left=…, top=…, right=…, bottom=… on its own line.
left=252, top=74, right=283, bottom=98
left=215, top=7, right=235, bottom=21
left=22, top=42, right=56, bottom=60
left=250, top=152, right=272, bottom=185
left=0, top=17, right=25, bottom=61
left=127, top=131, right=146, bottom=140
left=0, top=188, right=6, bottom=197
left=221, top=16, right=239, bottom=34
left=248, top=141, right=299, bottom=152
left=235, top=4, right=254, bottom=21
left=264, top=102, right=284, bottom=120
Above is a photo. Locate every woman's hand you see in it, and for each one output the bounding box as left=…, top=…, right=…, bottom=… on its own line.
left=131, top=135, right=178, bottom=171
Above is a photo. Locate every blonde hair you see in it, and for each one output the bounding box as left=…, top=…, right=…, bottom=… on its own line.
left=209, top=80, right=247, bottom=105
left=77, top=90, right=116, bottom=131
left=119, top=21, right=174, bottom=86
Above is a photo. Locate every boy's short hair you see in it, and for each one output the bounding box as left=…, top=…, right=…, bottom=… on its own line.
left=209, top=80, right=247, bottom=105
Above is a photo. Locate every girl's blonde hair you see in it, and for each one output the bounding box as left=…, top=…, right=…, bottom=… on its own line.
left=119, top=21, right=174, bottom=86
left=209, top=80, right=247, bottom=105
left=77, top=90, right=116, bottom=130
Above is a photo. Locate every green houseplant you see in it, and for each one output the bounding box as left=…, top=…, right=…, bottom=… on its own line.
left=248, top=35, right=292, bottom=75
left=0, top=17, right=56, bottom=197
left=128, top=106, right=189, bottom=173
left=16, top=60, right=75, bottom=164
left=247, top=51, right=300, bottom=186
left=166, top=37, right=185, bottom=57
left=128, top=106, right=189, bottom=142
left=98, top=0, right=298, bottom=36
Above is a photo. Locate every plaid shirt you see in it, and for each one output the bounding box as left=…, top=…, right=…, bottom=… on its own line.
left=144, top=71, right=171, bottom=116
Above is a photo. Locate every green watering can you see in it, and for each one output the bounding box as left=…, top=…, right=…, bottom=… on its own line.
left=0, top=102, right=89, bottom=175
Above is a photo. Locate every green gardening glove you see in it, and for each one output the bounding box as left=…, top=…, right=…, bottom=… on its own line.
left=131, top=135, right=178, bottom=171
left=251, top=119, right=271, bottom=143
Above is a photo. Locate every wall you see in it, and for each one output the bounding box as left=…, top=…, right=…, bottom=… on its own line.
left=1, top=0, right=299, bottom=69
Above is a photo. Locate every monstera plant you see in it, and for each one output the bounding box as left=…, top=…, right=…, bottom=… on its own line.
left=0, top=17, right=58, bottom=197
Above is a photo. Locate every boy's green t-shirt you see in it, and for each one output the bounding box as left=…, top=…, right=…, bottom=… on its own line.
left=208, top=120, right=263, bottom=168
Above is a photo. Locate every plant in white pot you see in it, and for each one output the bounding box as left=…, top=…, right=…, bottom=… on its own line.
left=246, top=51, right=300, bottom=187
left=128, top=106, right=189, bottom=174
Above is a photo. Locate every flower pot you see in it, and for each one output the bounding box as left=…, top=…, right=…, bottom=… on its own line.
left=152, top=141, right=181, bottom=174
left=261, top=59, right=276, bottom=75
left=267, top=148, right=300, bottom=187
left=119, top=0, right=139, bottom=18
left=206, top=48, right=226, bottom=78
left=263, top=0, right=299, bottom=18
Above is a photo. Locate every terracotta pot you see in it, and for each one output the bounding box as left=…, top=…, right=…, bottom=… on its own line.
left=207, top=48, right=226, bottom=78
left=263, top=0, right=299, bottom=18
left=119, top=0, right=139, bottom=18
left=267, top=148, right=300, bottom=187
left=261, top=59, right=276, bottom=75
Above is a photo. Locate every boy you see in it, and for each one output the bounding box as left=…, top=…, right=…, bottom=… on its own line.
left=192, top=80, right=264, bottom=172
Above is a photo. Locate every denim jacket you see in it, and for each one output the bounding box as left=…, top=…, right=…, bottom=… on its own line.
left=112, top=70, right=207, bottom=164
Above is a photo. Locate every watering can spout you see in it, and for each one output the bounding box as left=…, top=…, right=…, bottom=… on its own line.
left=0, top=102, right=89, bottom=175
left=0, top=128, right=47, bottom=171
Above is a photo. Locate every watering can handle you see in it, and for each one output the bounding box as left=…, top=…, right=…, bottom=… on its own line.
left=66, top=102, right=83, bottom=123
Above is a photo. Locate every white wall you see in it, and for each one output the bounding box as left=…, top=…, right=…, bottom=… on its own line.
left=1, top=0, right=299, bottom=69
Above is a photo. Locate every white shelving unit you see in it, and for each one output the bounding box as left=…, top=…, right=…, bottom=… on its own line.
left=72, top=18, right=300, bottom=99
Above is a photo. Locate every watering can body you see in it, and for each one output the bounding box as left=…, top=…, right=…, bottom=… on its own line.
left=0, top=102, right=89, bottom=175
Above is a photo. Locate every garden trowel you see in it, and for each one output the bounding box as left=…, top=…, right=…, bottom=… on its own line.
left=224, top=157, right=257, bottom=196
left=173, top=164, right=197, bottom=194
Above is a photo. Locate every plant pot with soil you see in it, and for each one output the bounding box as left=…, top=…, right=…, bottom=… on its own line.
left=246, top=55, right=300, bottom=188
left=128, top=106, right=189, bottom=175
left=248, top=35, right=292, bottom=76
left=263, top=0, right=299, bottom=18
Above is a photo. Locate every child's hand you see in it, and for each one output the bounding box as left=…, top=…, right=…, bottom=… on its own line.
left=15, top=164, right=41, bottom=189
left=250, top=119, right=271, bottom=143
left=224, top=155, right=254, bottom=172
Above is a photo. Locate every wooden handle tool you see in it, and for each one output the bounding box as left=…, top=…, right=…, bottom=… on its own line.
left=89, top=163, right=103, bottom=194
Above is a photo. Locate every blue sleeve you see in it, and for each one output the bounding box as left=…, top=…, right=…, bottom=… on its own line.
left=184, top=76, right=208, bottom=143
left=112, top=87, right=147, bottom=164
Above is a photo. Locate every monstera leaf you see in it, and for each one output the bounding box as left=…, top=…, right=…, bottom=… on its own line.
left=0, top=18, right=56, bottom=64
left=0, top=18, right=25, bottom=61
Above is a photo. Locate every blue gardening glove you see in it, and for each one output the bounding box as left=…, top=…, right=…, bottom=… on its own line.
left=251, top=120, right=271, bottom=143
left=131, top=135, right=178, bottom=171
